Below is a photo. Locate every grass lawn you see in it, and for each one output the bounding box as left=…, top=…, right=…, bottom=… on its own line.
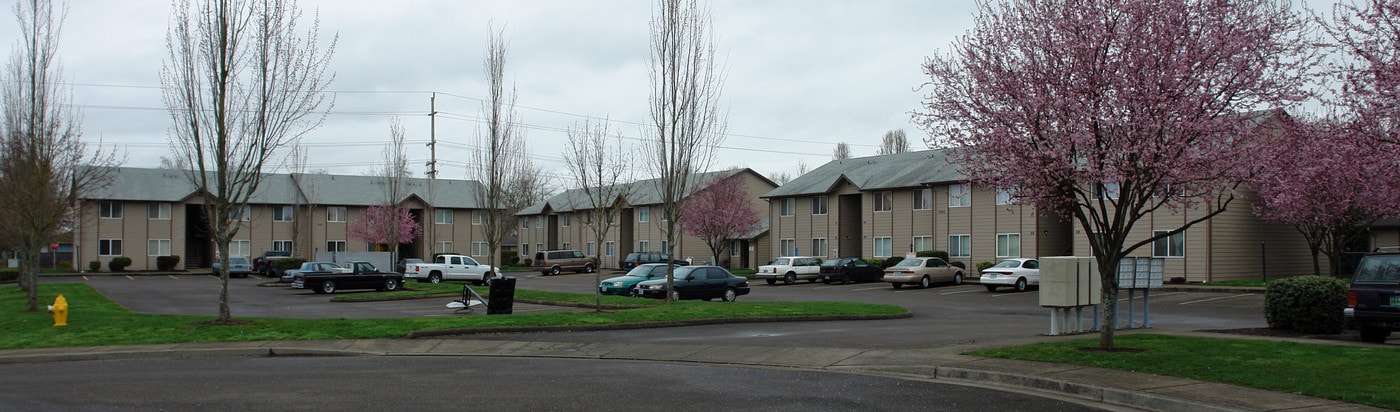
left=0, top=283, right=905, bottom=350
left=969, top=334, right=1400, bottom=410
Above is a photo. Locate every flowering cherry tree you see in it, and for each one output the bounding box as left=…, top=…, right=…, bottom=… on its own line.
left=1251, top=117, right=1400, bottom=276
left=916, top=0, right=1315, bottom=348
left=347, top=205, right=422, bottom=250
left=681, top=174, right=761, bottom=267
left=1323, top=0, right=1400, bottom=145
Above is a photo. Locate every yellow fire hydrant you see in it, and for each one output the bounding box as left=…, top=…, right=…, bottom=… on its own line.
left=50, top=294, right=68, bottom=327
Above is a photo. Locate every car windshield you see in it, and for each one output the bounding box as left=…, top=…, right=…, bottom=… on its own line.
left=1356, top=255, right=1400, bottom=282
left=821, top=259, right=844, bottom=267
left=770, top=258, right=791, bottom=266
left=624, top=265, right=656, bottom=277
left=228, top=257, right=248, bottom=265
left=991, top=260, right=1022, bottom=269
left=890, top=258, right=921, bottom=267
left=673, top=266, right=698, bottom=277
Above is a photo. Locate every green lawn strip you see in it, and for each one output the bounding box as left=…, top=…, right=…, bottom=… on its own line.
left=968, top=334, right=1400, bottom=410
left=2, top=283, right=904, bottom=350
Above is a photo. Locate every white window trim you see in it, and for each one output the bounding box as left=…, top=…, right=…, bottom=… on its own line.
left=273, top=205, right=294, bottom=222
left=949, top=234, right=971, bottom=258
left=780, top=198, right=795, bottom=217
left=996, top=233, right=1021, bottom=258
left=912, top=235, right=933, bottom=253
left=326, top=206, right=347, bottom=223
left=1152, top=230, right=1186, bottom=258
left=949, top=183, right=971, bottom=207
left=99, top=201, right=123, bottom=219
left=874, top=191, right=893, bottom=213
left=811, top=195, right=828, bottom=215
left=913, top=188, right=932, bottom=211
left=874, top=236, right=893, bottom=258
left=435, top=209, right=454, bottom=225
left=98, top=238, right=122, bottom=256
left=147, top=239, right=172, bottom=256
left=148, top=203, right=171, bottom=220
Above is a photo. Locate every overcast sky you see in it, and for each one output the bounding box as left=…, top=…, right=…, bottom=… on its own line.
left=2, top=0, right=1337, bottom=189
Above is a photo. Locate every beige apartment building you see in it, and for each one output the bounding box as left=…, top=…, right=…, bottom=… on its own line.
left=516, top=169, right=776, bottom=270
left=765, top=149, right=1319, bottom=282
left=74, top=167, right=492, bottom=271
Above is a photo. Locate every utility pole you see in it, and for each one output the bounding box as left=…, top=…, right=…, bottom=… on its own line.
left=426, top=92, right=438, bottom=179
left=425, top=92, right=438, bottom=260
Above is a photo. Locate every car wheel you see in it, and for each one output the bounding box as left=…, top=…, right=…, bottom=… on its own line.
left=919, top=276, right=931, bottom=289
left=669, top=289, right=680, bottom=301
left=627, top=286, right=640, bottom=297
left=985, top=285, right=998, bottom=292
left=429, top=273, right=442, bottom=284
left=891, top=282, right=903, bottom=290
left=953, top=272, right=963, bottom=285
left=383, top=279, right=400, bottom=291
left=1360, top=325, right=1391, bottom=343
left=765, top=278, right=776, bottom=285
left=721, top=288, right=738, bottom=302
left=584, top=263, right=595, bottom=273
left=320, top=281, right=336, bottom=294
left=551, top=266, right=562, bottom=276
left=1014, top=277, right=1028, bottom=292
left=784, top=273, right=796, bottom=285
left=481, top=275, right=493, bottom=287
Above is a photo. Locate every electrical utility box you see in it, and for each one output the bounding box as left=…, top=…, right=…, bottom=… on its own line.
left=1039, top=257, right=1102, bottom=307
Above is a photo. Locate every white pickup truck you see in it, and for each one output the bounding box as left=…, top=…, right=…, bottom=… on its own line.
left=755, top=256, right=823, bottom=285
left=403, top=254, right=501, bottom=285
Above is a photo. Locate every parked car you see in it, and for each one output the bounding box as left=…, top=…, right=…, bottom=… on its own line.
left=635, top=265, right=751, bottom=301
left=292, top=261, right=403, bottom=294
left=1347, top=247, right=1400, bottom=343
left=534, top=250, right=597, bottom=275
left=211, top=256, right=252, bottom=278
left=755, top=256, right=822, bottom=285
left=281, top=261, right=349, bottom=283
left=819, top=258, right=884, bottom=284
left=395, top=258, right=424, bottom=274
left=882, top=256, right=965, bottom=289
left=980, top=258, right=1040, bottom=292
left=253, top=250, right=293, bottom=277
left=403, top=254, right=499, bottom=285
left=599, top=263, right=680, bottom=296
left=619, top=252, right=688, bottom=270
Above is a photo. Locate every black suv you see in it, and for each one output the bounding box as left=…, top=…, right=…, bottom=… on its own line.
left=1348, top=247, right=1400, bottom=343
left=620, top=252, right=688, bottom=270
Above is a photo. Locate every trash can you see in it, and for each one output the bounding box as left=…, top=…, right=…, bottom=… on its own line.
left=487, top=276, right=516, bottom=315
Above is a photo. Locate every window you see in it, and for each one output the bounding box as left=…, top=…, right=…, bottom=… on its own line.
left=874, top=236, right=892, bottom=258
left=271, top=240, right=291, bottom=254
left=536, top=216, right=543, bottom=228
left=521, top=244, right=529, bottom=255
left=811, top=195, right=828, bottom=215
left=638, top=206, right=650, bottom=222
left=912, top=235, right=933, bottom=253
left=521, top=217, right=529, bottom=229
left=326, top=206, right=347, bottom=223
left=948, top=183, right=971, bottom=207
left=996, top=187, right=1016, bottom=205
left=536, top=243, right=544, bottom=253
left=996, top=233, right=1021, bottom=257
left=561, top=214, right=571, bottom=227
left=326, top=241, right=346, bottom=252
left=231, top=205, right=250, bottom=221
left=562, top=242, right=571, bottom=250
left=811, top=238, right=827, bottom=258
left=472, top=241, right=489, bottom=257
left=98, top=239, right=122, bottom=256
left=473, top=211, right=485, bottom=225
left=147, top=239, right=172, bottom=256
left=605, top=241, right=615, bottom=257
left=1153, top=230, right=1185, bottom=257
left=873, top=191, right=893, bottom=212
left=638, top=240, right=649, bottom=253
left=586, top=242, right=596, bottom=257
left=1095, top=182, right=1120, bottom=200
left=435, top=209, right=453, bottom=224
left=99, top=201, right=122, bottom=219
left=780, top=198, right=795, bottom=216
left=660, top=240, right=668, bottom=252
left=949, top=234, right=971, bottom=258
left=273, top=205, right=294, bottom=222
left=730, top=241, right=741, bottom=257
left=436, top=241, right=453, bottom=254
left=780, top=238, right=796, bottom=256
left=1088, top=232, right=1106, bottom=256
left=232, top=240, right=252, bottom=257
left=148, top=203, right=171, bottom=220
left=913, top=188, right=932, bottom=210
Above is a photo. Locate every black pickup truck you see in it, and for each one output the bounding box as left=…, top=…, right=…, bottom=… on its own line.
left=292, top=261, right=403, bottom=294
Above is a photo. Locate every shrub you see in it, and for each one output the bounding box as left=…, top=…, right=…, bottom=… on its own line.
left=108, top=257, right=132, bottom=272
left=89, top=261, right=101, bottom=272
left=1264, top=275, right=1347, bottom=334
left=976, top=261, right=994, bottom=272
left=916, top=250, right=951, bottom=262
left=275, top=257, right=307, bottom=273
left=521, top=258, right=532, bottom=267
left=0, top=268, right=17, bottom=282
left=156, top=255, right=181, bottom=271
left=55, top=261, right=73, bottom=272
left=949, top=261, right=967, bottom=269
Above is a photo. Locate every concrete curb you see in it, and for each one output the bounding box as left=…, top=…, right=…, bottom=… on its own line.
left=403, top=312, right=913, bottom=338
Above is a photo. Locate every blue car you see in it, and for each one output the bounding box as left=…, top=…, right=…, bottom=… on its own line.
left=599, top=263, right=679, bottom=297
left=212, top=256, right=252, bottom=278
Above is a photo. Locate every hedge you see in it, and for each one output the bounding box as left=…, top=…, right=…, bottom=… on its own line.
left=1264, top=275, right=1347, bottom=334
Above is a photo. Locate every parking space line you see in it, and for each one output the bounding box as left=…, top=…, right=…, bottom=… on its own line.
left=1179, top=293, right=1253, bottom=305
left=169, top=275, right=179, bottom=280
left=940, top=289, right=982, bottom=295
left=1117, top=291, right=1185, bottom=302
left=990, top=292, right=1031, bottom=297
left=125, top=275, right=134, bottom=280
left=853, top=286, right=888, bottom=292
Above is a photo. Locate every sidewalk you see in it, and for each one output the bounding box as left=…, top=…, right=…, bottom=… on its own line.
left=0, top=332, right=1381, bottom=412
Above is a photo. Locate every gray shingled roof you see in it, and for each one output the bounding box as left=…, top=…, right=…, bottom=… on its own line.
left=516, top=168, right=760, bottom=216
left=85, top=167, right=487, bottom=209
left=762, top=149, right=963, bottom=198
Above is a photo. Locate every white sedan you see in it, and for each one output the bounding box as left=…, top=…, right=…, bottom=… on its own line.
left=980, top=258, right=1039, bottom=292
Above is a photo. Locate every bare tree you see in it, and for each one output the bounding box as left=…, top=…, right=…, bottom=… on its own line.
left=379, top=117, right=410, bottom=261
left=469, top=26, right=537, bottom=281
left=0, top=0, right=119, bottom=311
left=832, top=142, right=851, bottom=160
left=162, top=0, right=335, bottom=323
left=647, top=0, right=727, bottom=300
left=877, top=129, right=909, bottom=155
left=563, top=117, right=632, bottom=309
